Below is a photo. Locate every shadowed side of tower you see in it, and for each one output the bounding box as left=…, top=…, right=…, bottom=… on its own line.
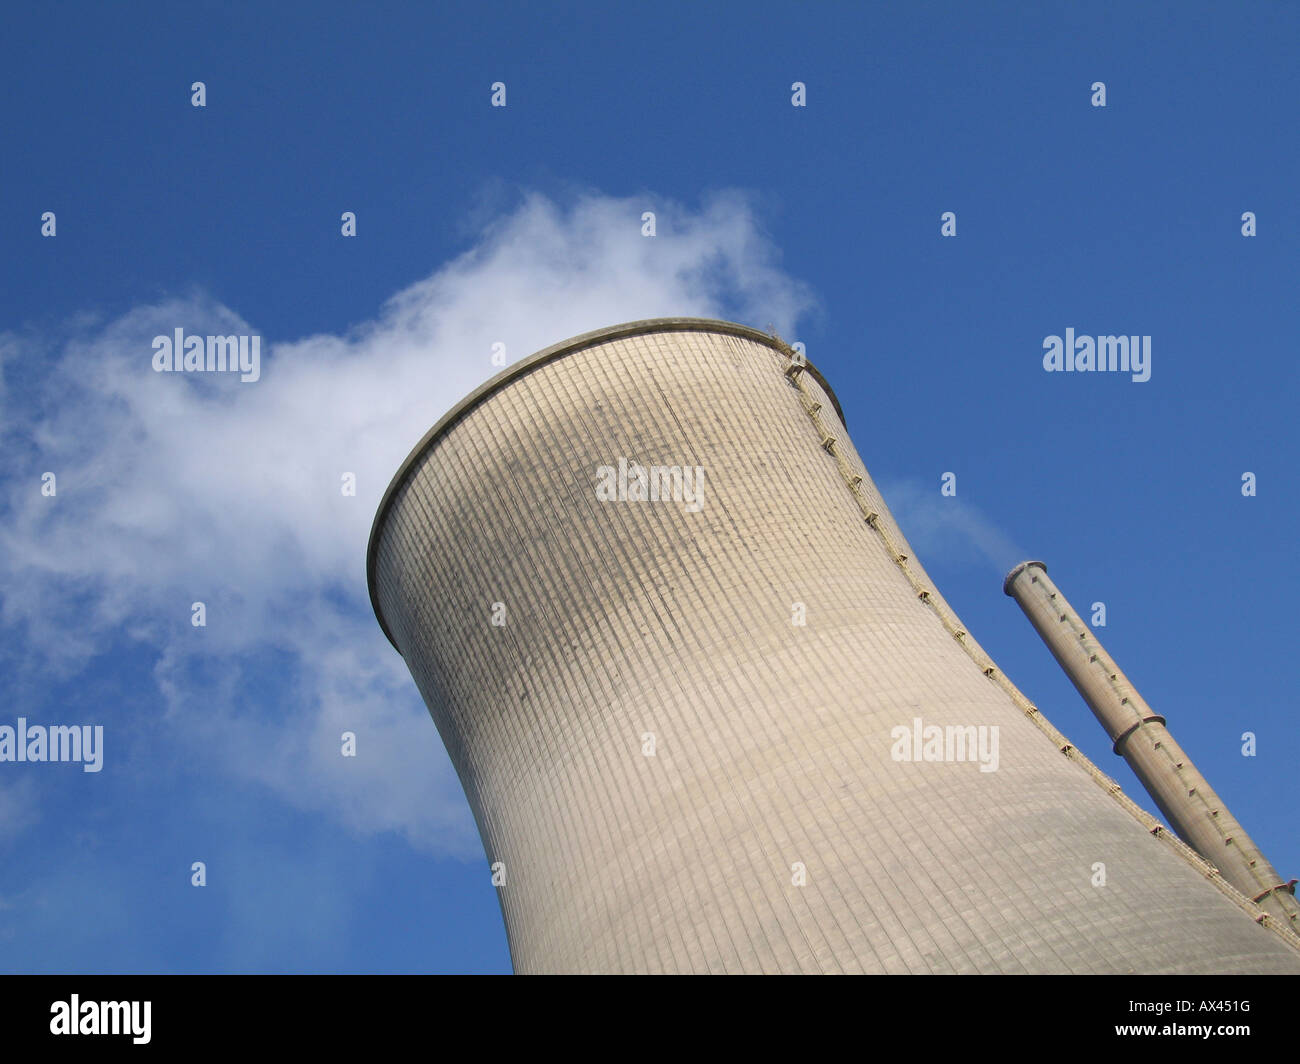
left=368, top=318, right=1300, bottom=974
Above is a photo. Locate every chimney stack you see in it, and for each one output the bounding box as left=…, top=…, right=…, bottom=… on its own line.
left=1005, top=560, right=1299, bottom=928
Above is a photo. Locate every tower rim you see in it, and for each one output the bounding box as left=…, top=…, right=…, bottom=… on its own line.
left=365, top=316, right=847, bottom=651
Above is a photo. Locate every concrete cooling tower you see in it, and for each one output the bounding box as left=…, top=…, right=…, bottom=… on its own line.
left=366, top=317, right=1300, bottom=974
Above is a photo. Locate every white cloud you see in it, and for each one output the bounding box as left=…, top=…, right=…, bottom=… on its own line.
left=0, top=188, right=815, bottom=857
left=880, top=479, right=1028, bottom=577
left=0, top=778, right=39, bottom=845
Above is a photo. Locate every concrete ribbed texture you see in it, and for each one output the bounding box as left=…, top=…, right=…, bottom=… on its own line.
left=369, top=318, right=1300, bottom=974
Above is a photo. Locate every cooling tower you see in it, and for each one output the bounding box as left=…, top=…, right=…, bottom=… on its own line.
left=367, top=318, right=1300, bottom=974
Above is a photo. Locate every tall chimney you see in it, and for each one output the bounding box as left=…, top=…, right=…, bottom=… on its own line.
left=1004, top=560, right=1299, bottom=928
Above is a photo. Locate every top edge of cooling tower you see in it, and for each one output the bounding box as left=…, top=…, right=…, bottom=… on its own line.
left=366, top=316, right=847, bottom=652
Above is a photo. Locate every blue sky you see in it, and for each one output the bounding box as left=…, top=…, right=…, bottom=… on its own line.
left=1, top=2, right=1296, bottom=973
